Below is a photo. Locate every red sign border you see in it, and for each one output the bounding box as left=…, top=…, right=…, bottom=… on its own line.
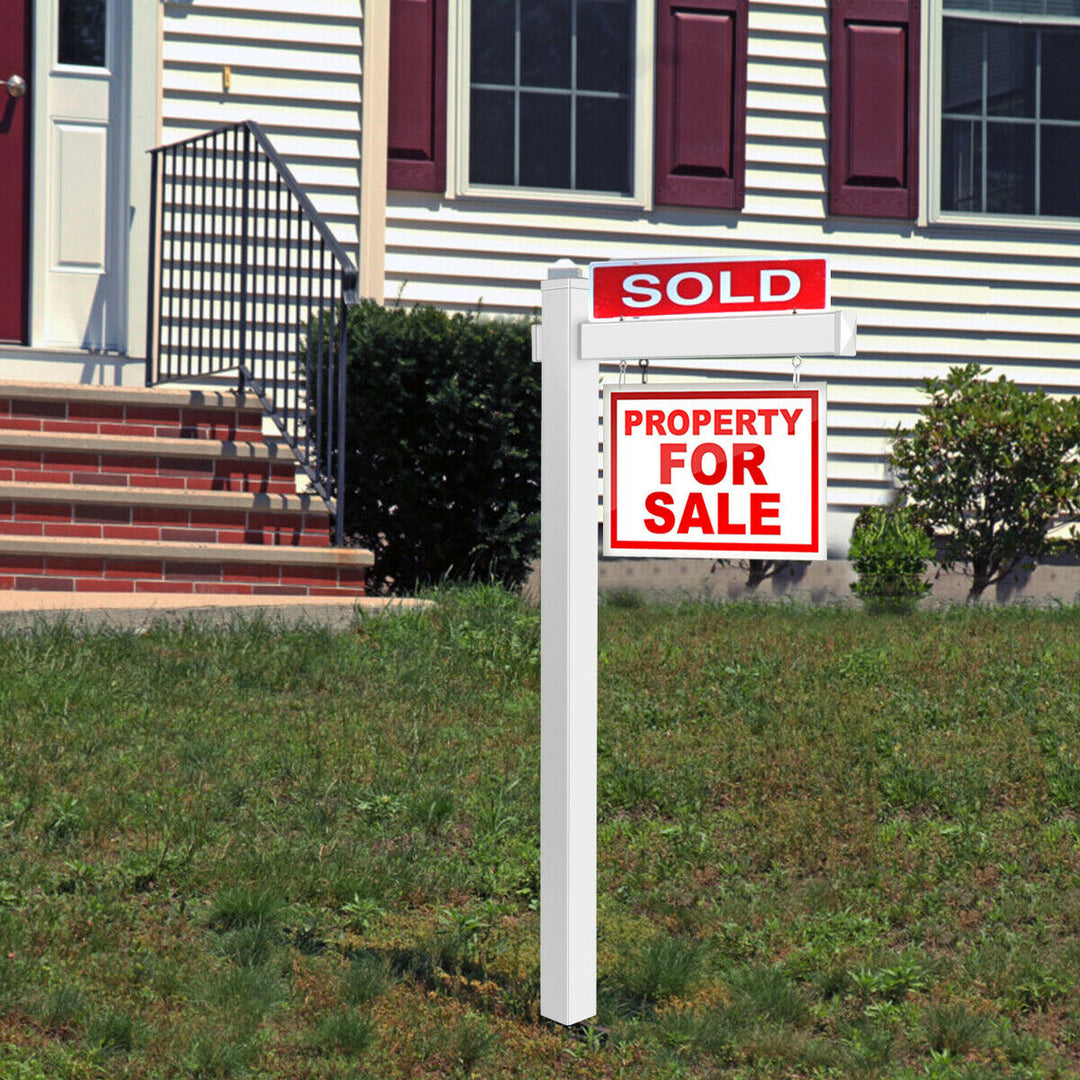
left=605, top=384, right=825, bottom=557
left=589, top=256, right=831, bottom=322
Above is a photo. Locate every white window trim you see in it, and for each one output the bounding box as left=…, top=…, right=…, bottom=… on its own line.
left=926, top=0, right=1080, bottom=232
left=446, top=0, right=655, bottom=209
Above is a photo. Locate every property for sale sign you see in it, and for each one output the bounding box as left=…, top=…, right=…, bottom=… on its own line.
left=590, top=257, right=829, bottom=321
left=604, top=383, right=827, bottom=559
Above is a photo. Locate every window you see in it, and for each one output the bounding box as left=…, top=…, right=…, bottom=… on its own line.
left=469, top=0, right=635, bottom=194
left=939, top=0, right=1080, bottom=219
left=387, top=0, right=749, bottom=209
left=58, top=0, right=106, bottom=67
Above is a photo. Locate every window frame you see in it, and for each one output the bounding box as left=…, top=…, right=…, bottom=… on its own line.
left=445, top=0, right=656, bottom=207
left=927, top=0, right=1080, bottom=229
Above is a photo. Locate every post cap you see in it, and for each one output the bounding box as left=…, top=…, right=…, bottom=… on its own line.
left=547, top=259, right=585, bottom=280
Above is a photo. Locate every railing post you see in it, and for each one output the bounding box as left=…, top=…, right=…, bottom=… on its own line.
left=335, top=285, right=349, bottom=547
left=237, top=124, right=251, bottom=394
left=144, top=148, right=160, bottom=387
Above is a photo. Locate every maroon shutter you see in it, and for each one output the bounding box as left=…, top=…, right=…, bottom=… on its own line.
left=654, top=0, right=748, bottom=210
left=829, top=0, right=920, bottom=218
left=387, top=0, right=447, bottom=192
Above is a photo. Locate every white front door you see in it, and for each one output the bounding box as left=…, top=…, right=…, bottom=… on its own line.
left=32, top=0, right=129, bottom=351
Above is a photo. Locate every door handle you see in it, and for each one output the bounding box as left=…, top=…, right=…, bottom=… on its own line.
left=4, top=74, right=26, bottom=99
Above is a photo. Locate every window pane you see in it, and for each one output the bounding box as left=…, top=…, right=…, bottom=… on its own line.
left=577, top=96, right=631, bottom=191
left=943, top=22, right=982, bottom=114
left=1041, top=127, right=1080, bottom=215
left=470, top=89, right=515, bottom=185
left=471, top=0, right=515, bottom=85
left=986, top=25, right=1035, bottom=117
left=521, top=0, right=571, bottom=89
left=578, top=0, right=632, bottom=94
left=520, top=93, right=571, bottom=187
left=1041, top=28, right=1080, bottom=122
left=941, top=117, right=983, bottom=210
left=58, top=0, right=105, bottom=67
left=986, top=121, right=1035, bottom=213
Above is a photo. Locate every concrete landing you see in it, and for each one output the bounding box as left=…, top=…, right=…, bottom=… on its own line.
left=0, top=591, right=427, bottom=632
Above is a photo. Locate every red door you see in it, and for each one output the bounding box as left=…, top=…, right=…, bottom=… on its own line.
left=0, top=0, right=30, bottom=343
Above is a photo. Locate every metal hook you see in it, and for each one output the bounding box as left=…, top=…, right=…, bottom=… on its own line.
left=792, top=355, right=802, bottom=388
left=638, top=358, right=649, bottom=385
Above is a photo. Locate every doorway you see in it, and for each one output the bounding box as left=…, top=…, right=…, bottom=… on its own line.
left=0, top=0, right=31, bottom=344
left=31, top=0, right=130, bottom=351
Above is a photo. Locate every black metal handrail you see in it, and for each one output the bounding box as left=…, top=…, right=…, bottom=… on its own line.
left=145, top=120, right=357, bottom=545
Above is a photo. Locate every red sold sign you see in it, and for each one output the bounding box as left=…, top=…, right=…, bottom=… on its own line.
left=604, top=384, right=827, bottom=558
left=590, top=257, right=829, bottom=320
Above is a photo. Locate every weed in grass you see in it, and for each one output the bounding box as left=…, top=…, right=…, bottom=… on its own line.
left=0, top=796, right=31, bottom=836
left=215, top=922, right=283, bottom=969
left=43, top=984, right=85, bottom=1032
left=451, top=1009, right=498, bottom=1074
left=725, top=964, right=808, bottom=1027
left=922, top=1002, right=992, bottom=1056
left=840, top=1018, right=895, bottom=1071
left=341, top=893, right=386, bottom=933
left=851, top=951, right=934, bottom=1004
left=614, top=935, right=703, bottom=1011
left=212, top=965, right=284, bottom=1023
left=86, top=1008, right=134, bottom=1054
left=602, top=588, right=644, bottom=609
left=412, top=787, right=455, bottom=833
left=732, top=1022, right=810, bottom=1068
left=42, top=793, right=84, bottom=846
left=209, top=886, right=285, bottom=932
left=309, top=1008, right=374, bottom=1057
left=430, top=905, right=505, bottom=979
left=879, top=753, right=946, bottom=814
left=656, top=1007, right=736, bottom=1061
left=184, top=1031, right=256, bottom=1079
left=993, top=1024, right=1048, bottom=1066
left=340, top=951, right=389, bottom=1006
left=0, top=1047, right=52, bottom=1080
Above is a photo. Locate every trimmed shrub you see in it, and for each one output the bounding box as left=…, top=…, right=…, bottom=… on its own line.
left=848, top=505, right=932, bottom=612
left=890, top=363, right=1080, bottom=598
left=343, top=301, right=539, bottom=593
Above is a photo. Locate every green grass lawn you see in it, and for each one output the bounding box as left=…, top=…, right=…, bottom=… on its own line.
left=1, top=587, right=1080, bottom=1079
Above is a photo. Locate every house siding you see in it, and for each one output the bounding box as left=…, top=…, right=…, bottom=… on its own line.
left=383, top=0, right=1080, bottom=551
left=161, top=0, right=363, bottom=261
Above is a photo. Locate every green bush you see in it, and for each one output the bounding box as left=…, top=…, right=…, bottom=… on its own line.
left=890, top=363, right=1080, bottom=598
left=848, top=505, right=932, bottom=612
left=343, top=301, right=539, bottom=593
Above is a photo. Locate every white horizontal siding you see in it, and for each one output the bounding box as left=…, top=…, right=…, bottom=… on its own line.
left=385, top=0, right=1080, bottom=552
left=161, top=0, right=362, bottom=260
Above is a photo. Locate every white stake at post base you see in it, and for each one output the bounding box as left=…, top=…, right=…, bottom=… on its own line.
left=538, top=258, right=855, bottom=1027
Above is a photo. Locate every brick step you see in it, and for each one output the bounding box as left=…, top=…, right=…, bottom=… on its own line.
left=0, top=483, right=331, bottom=548
left=0, top=381, right=269, bottom=442
left=0, top=431, right=298, bottom=495
left=0, top=536, right=373, bottom=598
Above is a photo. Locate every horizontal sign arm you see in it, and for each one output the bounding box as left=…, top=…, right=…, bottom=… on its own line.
left=579, top=310, right=856, bottom=362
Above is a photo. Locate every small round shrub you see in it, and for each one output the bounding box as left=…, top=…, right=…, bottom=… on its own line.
left=848, top=505, right=932, bottom=613
left=890, top=363, right=1080, bottom=597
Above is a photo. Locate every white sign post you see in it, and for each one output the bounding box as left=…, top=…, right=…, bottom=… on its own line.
left=536, top=259, right=854, bottom=1027
left=539, top=264, right=597, bottom=1026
